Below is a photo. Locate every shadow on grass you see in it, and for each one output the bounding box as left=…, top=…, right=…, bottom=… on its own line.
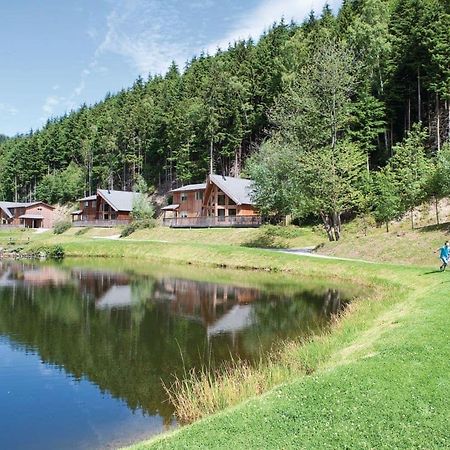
left=418, top=221, right=450, bottom=233
left=422, top=270, right=443, bottom=275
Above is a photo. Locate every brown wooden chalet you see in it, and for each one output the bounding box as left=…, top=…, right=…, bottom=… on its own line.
left=163, top=174, right=261, bottom=228
left=0, top=201, right=55, bottom=228
left=72, top=189, right=142, bottom=227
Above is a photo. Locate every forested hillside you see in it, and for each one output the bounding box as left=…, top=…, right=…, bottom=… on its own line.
left=0, top=0, right=449, bottom=216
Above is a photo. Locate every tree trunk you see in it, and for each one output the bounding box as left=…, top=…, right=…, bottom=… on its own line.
left=437, top=92, right=441, bottom=151
left=435, top=196, right=440, bottom=225
left=417, top=67, right=422, bottom=123
left=386, top=221, right=389, bottom=233
left=209, top=138, right=214, bottom=175
left=410, top=209, right=414, bottom=230
left=320, top=211, right=340, bottom=242
left=408, top=97, right=411, bottom=131
left=447, top=99, right=450, bottom=143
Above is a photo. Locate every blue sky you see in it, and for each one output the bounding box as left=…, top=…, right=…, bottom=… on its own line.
left=0, top=0, right=341, bottom=137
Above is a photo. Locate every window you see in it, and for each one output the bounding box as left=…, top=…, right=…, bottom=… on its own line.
left=181, top=193, right=188, bottom=202
left=228, top=198, right=236, bottom=206
left=180, top=212, right=188, bottom=218
left=218, top=194, right=225, bottom=206
left=195, top=191, right=203, bottom=201
left=84, top=201, right=89, bottom=207
left=228, top=209, right=236, bottom=217
left=218, top=209, right=225, bottom=221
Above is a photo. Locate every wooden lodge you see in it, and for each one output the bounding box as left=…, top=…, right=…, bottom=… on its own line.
left=0, top=201, right=55, bottom=229
left=162, top=174, right=261, bottom=228
left=71, top=189, right=140, bottom=227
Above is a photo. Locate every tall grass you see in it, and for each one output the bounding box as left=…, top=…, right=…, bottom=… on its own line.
left=164, top=334, right=333, bottom=424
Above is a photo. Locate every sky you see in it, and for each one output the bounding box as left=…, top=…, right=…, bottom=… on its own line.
left=0, top=0, right=342, bottom=137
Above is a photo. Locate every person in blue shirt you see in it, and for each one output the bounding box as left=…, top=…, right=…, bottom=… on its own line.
left=438, top=241, right=449, bottom=271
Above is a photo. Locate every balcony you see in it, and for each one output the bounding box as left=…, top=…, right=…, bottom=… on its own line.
left=163, top=215, right=262, bottom=228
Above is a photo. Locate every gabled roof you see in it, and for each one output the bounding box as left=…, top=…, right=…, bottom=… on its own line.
left=209, top=175, right=254, bottom=205
left=171, top=183, right=206, bottom=193
left=161, top=204, right=180, bottom=211
left=97, top=189, right=140, bottom=212
left=78, top=195, right=97, bottom=202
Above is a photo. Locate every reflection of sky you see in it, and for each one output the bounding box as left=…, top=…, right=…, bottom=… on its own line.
left=0, top=338, right=171, bottom=450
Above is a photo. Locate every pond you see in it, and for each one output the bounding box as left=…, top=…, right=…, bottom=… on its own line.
left=0, top=259, right=356, bottom=449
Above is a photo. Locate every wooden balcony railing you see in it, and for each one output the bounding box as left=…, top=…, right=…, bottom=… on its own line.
left=72, top=219, right=131, bottom=228
left=163, top=215, right=262, bottom=228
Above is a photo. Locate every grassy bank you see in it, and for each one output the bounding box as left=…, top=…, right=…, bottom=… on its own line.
left=126, top=259, right=448, bottom=449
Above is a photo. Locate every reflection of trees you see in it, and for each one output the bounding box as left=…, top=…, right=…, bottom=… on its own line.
left=0, top=262, right=349, bottom=423
left=0, top=285, right=205, bottom=422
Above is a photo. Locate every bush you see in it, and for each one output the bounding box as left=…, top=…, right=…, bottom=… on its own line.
left=120, top=218, right=156, bottom=238
left=29, top=245, right=65, bottom=259
left=75, top=227, right=91, bottom=236
left=53, top=221, right=72, bottom=235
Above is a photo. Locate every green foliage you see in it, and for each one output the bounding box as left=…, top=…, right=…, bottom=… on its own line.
left=53, top=221, right=72, bottom=235
left=74, top=226, right=92, bottom=236
left=29, top=245, right=65, bottom=259
left=388, top=124, right=432, bottom=215
left=131, top=176, right=155, bottom=221
left=36, top=162, right=85, bottom=204
left=250, top=38, right=366, bottom=241
left=371, top=168, right=402, bottom=230
left=120, top=219, right=156, bottom=238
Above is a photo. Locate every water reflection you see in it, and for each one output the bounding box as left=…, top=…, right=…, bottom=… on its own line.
left=0, top=260, right=351, bottom=449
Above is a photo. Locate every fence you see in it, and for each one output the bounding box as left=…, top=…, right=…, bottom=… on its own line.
left=0, top=224, right=25, bottom=230
left=163, top=215, right=262, bottom=228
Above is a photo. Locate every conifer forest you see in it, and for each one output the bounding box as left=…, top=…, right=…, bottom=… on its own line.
left=1, top=0, right=449, bottom=239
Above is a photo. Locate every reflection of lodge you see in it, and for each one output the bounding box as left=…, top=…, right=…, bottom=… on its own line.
left=154, top=278, right=262, bottom=337
left=71, top=268, right=131, bottom=307
left=0, top=261, right=70, bottom=287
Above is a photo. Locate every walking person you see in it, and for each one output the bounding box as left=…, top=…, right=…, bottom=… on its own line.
left=438, top=241, right=449, bottom=271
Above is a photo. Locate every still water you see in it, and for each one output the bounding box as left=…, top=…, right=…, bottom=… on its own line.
left=0, top=259, right=353, bottom=449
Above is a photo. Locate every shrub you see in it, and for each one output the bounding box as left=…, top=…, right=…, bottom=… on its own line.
left=29, top=245, right=65, bottom=259
left=53, top=221, right=72, bottom=235
left=120, top=218, right=156, bottom=238
left=75, top=227, right=91, bottom=236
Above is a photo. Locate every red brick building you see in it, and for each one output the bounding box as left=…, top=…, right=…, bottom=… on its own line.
left=0, top=201, right=55, bottom=228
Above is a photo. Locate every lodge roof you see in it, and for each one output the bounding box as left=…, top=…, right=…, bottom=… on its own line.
left=209, top=174, right=254, bottom=205
left=97, top=189, right=140, bottom=212
left=171, top=183, right=207, bottom=193
left=78, top=195, right=97, bottom=202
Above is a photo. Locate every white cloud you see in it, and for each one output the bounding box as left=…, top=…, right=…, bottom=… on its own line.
left=96, top=0, right=192, bottom=75
left=42, top=95, right=61, bottom=115
left=207, top=0, right=342, bottom=53
left=0, top=103, right=18, bottom=116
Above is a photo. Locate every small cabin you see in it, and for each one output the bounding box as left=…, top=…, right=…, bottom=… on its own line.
left=0, top=201, right=55, bottom=228
left=72, top=189, right=142, bottom=226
